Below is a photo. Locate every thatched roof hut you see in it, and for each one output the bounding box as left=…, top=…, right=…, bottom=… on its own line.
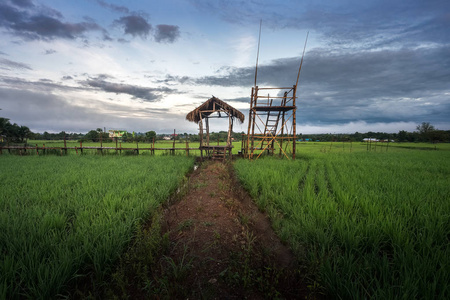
left=186, top=96, right=245, bottom=160
left=186, top=96, right=245, bottom=124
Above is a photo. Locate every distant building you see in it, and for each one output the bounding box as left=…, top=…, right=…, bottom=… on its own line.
left=362, top=138, right=379, bottom=142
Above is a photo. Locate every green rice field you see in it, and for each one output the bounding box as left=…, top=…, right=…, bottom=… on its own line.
left=0, top=155, right=194, bottom=299
left=234, top=142, right=450, bottom=299
left=1, top=142, right=449, bottom=299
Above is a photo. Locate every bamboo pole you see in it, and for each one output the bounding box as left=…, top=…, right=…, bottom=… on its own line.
left=186, top=136, right=189, bottom=156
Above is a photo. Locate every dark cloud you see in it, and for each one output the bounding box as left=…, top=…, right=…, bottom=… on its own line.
left=0, top=3, right=23, bottom=25
left=44, top=49, right=56, bottom=55
left=62, top=75, right=73, bottom=80
left=114, top=15, right=151, bottom=38
left=83, top=77, right=176, bottom=102
left=173, top=44, right=450, bottom=126
left=189, top=0, right=450, bottom=49
left=0, top=76, right=83, bottom=93
left=95, top=0, right=129, bottom=14
left=0, top=58, right=32, bottom=70
left=0, top=2, right=106, bottom=40
left=154, top=74, right=191, bottom=85
left=154, top=24, right=180, bottom=43
left=10, top=0, right=34, bottom=8
left=11, top=15, right=103, bottom=40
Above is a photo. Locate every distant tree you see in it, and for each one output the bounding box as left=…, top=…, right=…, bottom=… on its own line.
left=17, top=125, right=30, bottom=142
left=5, top=122, right=20, bottom=142
left=428, top=130, right=449, bottom=143
left=416, top=122, right=435, bottom=134
left=416, top=122, right=436, bottom=142
left=0, top=117, right=10, bottom=136
left=85, top=130, right=99, bottom=142
left=397, top=130, right=408, bottom=142
left=145, top=130, right=156, bottom=141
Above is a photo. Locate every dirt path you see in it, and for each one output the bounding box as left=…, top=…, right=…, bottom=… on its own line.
left=156, top=160, right=308, bottom=299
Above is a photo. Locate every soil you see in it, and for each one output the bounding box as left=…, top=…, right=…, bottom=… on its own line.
left=157, top=160, right=309, bottom=299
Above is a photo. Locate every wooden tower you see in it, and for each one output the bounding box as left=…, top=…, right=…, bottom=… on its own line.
left=242, top=27, right=308, bottom=160
left=243, top=86, right=297, bottom=160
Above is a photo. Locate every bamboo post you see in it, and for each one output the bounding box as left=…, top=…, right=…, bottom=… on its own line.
left=80, top=141, right=83, bottom=154
left=228, top=114, right=233, bottom=158
left=36, top=144, right=39, bottom=155
left=115, top=137, right=118, bottom=155
left=43, top=143, right=45, bottom=155
left=246, top=87, right=254, bottom=158
left=199, top=114, right=203, bottom=160
left=185, top=136, right=189, bottom=156
left=63, top=132, right=67, bottom=155
left=136, top=140, right=139, bottom=155
left=250, top=86, right=258, bottom=159
left=172, top=129, right=176, bottom=155
left=120, top=142, right=122, bottom=155
left=206, top=118, right=210, bottom=146
left=241, top=134, right=244, bottom=156
left=152, top=137, right=155, bottom=155
left=292, top=85, right=296, bottom=160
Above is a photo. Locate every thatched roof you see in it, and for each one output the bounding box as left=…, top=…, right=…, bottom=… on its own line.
left=186, top=96, right=245, bottom=124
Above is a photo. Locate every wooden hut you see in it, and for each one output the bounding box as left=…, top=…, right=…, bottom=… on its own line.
left=186, top=96, right=245, bottom=160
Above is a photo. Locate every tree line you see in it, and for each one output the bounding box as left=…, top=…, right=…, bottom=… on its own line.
left=0, top=117, right=31, bottom=143
left=298, top=123, right=449, bottom=143
left=1, top=117, right=448, bottom=144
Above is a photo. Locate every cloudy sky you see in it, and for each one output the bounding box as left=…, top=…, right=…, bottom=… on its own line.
left=0, top=0, right=449, bottom=134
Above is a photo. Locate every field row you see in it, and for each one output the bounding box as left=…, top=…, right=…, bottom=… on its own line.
left=234, top=148, right=450, bottom=299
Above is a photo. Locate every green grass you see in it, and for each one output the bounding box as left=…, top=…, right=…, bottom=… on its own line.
left=234, top=142, right=450, bottom=299
left=0, top=155, right=194, bottom=299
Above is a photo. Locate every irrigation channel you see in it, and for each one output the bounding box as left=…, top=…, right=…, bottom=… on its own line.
left=75, top=160, right=312, bottom=299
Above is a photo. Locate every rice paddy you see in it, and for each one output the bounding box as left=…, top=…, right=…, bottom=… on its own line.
left=234, top=142, right=450, bottom=299
left=1, top=141, right=449, bottom=299
left=0, top=155, right=194, bottom=299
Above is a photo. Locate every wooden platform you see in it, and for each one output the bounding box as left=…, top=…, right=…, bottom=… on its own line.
left=200, top=145, right=232, bottom=160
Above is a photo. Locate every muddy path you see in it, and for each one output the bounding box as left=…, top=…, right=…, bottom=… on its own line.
left=80, top=160, right=313, bottom=299
left=155, top=160, right=308, bottom=299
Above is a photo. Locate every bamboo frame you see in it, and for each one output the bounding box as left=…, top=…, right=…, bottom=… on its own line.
left=245, top=85, right=297, bottom=160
